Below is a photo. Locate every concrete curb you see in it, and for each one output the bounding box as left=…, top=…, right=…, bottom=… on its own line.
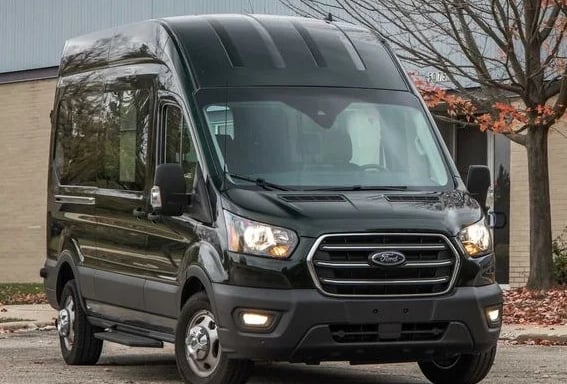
left=0, top=304, right=56, bottom=332
left=0, top=321, right=55, bottom=331
left=514, top=334, right=567, bottom=343
left=499, top=324, right=567, bottom=344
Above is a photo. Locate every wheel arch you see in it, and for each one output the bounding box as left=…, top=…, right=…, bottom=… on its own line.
left=54, top=243, right=88, bottom=312
left=179, top=265, right=218, bottom=318
left=56, top=262, right=75, bottom=305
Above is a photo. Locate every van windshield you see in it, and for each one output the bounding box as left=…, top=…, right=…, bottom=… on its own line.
left=196, top=88, right=452, bottom=191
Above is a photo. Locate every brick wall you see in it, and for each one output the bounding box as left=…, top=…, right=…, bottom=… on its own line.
left=509, top=123, right=567, bottom=287
left=0, top=79, right=55, bottom=282
left=509, top=140, right=529, bottom=287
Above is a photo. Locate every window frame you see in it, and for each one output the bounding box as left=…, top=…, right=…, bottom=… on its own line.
left=97, top=76, right=156, bottom=193
left=157, top=94, right=202, bottom=194
left=195, top=87, right=456, bottom=191
left=52, top=84, right=104, bottom=189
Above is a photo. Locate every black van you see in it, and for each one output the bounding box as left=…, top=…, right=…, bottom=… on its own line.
left=42, top=14, right=502, bottom=384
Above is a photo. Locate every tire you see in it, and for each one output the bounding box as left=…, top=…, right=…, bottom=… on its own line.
left=175, top=291, right=253, bottom=384
left=418, top=346, right=497, bottom=384
left=57, top=280, right=103, bottom=365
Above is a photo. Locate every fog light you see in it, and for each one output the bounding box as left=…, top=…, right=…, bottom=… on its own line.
left=485, top=305, right=502, bottom=328
left=487, top=308, right=500, bottom=322
left=236, top=309, right=278, bottom=332
left=242, top=312, right=270, bottom=326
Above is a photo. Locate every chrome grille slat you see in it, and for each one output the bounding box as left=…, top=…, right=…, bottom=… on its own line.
left=307, top=233, right=460, bottom=297
left=320, top=276, right=450, bottom=285
left=314, top=260, right=454, bottom=268
left=320, top=244, right=447, bottom=251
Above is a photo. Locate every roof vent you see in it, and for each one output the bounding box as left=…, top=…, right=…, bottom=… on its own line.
left=385, top=195, right=440, bottom=203
left=279, top=194, right=347, bottom=202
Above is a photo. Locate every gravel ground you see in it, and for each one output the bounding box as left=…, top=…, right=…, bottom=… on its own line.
left=0, top=330, right=566, bottom=384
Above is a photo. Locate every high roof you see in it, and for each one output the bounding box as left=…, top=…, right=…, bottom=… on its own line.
left=164, top=14, right=408, bottom=90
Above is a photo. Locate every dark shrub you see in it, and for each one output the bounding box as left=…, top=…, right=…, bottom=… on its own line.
left=552, top=228, right=567, bottom=285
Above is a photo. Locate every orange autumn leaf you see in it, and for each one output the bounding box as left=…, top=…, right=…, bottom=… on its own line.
left=409, top=73, right=561, bottom=134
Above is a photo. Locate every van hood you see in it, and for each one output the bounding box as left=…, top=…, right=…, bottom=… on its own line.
left=221, top=189, right=483, bottom=238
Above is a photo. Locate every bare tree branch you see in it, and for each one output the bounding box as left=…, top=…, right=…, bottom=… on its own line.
left=503, top=131, right=528, bottom=145
left=284, top=1, right=566, bottom=119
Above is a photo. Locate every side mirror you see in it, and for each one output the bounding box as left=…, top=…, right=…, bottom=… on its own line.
left=151, top=163, right=188, bottom=216
left=488, top=211, right=507, bottom=229
left=466, top=165, right=491, bottom=210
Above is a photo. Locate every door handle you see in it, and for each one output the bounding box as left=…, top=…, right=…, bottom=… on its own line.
left=132, top=207, right=146, bottom=219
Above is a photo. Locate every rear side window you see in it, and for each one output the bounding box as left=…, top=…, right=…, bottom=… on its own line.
left=98, top=87, right=151, bottom=191
left=53, top=89, right=102, bottom=187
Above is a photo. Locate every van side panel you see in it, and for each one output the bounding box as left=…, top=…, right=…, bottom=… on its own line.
left=46, top=72, right=105, bottom=305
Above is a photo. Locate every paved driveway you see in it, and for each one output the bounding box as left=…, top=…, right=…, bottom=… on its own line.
left=0, top=330, right=565, bottom=383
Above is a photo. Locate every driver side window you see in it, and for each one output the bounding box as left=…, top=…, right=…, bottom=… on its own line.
left=162, top=104, right=198, bottom=192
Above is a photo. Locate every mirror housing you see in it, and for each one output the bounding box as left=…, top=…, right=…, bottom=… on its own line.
left=488, top=211, right=507, bottom=229
left=151, top=163, right=188, bottom=216
left=466, top=165, right=491, bottom=210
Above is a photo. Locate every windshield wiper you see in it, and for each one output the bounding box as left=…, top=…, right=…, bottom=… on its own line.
left=307, top=185, right=408, bottom=191
left=227, top=173, right=293, bottom=191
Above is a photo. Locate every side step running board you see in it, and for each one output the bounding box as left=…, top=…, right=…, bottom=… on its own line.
left=94, top=330, right=164, bottom=348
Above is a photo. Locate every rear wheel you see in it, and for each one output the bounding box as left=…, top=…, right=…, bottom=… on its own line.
left=175, top=291, right=253, bottom=384
left=57, top=280, right=103, bottom=365
left=418, top=347, right=497, bottom=384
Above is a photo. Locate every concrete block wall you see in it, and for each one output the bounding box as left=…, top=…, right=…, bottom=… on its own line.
left=0, top=79, right=55, bottom=282
left=509, top=140, right=530, bottom=287
left=508, top=123, right=567, bottom=287
left=549, top=124, right=567, bottom=237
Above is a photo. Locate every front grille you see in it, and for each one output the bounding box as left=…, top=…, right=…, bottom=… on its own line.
left=308, top=233, right=459, bottom=296
left=330, top=322, right=449, bottom=343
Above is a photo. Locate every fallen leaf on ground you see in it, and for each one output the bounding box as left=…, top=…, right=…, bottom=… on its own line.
left=0, top=293, right=48, bottom=306
left=503, top=287, right=567, bottom=326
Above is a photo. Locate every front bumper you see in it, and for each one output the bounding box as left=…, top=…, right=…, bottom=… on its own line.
left=213, top=283, right=502, bottom=363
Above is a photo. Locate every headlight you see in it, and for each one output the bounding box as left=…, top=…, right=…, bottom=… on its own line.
left=224, top=211, right=298, bottom=258
left=459, top=219, right=492, bottom=257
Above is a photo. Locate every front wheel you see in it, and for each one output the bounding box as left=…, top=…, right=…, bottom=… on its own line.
left=57, top=280, right=103, bottom=365
left=418, top=347, right=497, bottom=384
left=175, top=292, right=253, bottom=384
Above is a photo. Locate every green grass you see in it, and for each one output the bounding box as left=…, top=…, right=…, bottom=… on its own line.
left=0, top=283, right=47, bottom=305
left=0, top=317, right=32, bottom=323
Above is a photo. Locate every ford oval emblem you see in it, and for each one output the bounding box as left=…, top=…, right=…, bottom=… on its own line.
left=369, top=251, right=407, bottom=267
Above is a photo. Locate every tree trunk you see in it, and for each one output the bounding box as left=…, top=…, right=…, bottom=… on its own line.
left=525, top=126, right=554, bottom=290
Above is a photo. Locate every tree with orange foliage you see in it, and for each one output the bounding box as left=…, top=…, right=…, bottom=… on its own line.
left=285, top=0, right=567, bottom=290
